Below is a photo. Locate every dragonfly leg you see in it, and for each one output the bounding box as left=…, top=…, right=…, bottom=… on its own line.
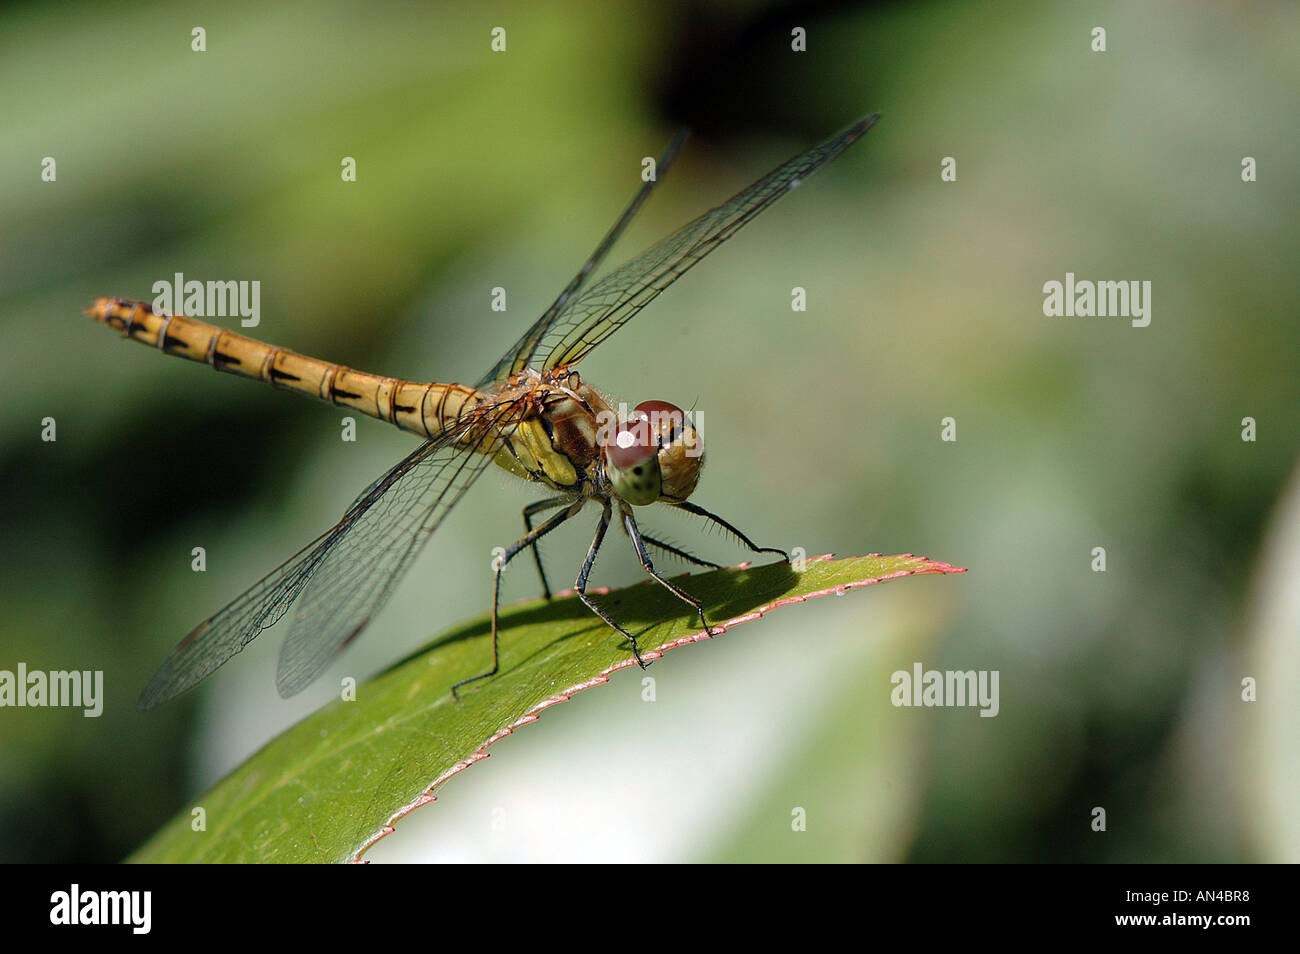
left=522, top=495, right=573, bottom=600
left=575, top=501, right=650, bottom=668
left=622, top=507, right=718, bottom=637
left=672, top=500, right=790, bottom=562
left=637, top=533, right=722, bottom=570
left=453, top=499, right=584, bottom=699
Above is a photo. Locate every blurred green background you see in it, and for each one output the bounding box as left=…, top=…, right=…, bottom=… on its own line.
left=1, top=0, right=1296, bottom=863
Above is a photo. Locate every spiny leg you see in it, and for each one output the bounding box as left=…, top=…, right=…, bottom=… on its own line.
left=453, top=499, right=584, bottom=698
left=638, top=533, right=722, bottom=571
left=523, top=494, right=573, bottom=599
left=575, top=501, right=650, bottom=669
left=673, top=500, right=790, bottom=562
left=622, top=507, right=717, bottom=636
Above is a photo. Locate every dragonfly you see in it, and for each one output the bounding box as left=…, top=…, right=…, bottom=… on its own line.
left=87, top=114, right=879, bottom=709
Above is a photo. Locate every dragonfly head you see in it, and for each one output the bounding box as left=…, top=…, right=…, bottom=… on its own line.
left=602, top=400, right=703, bottom=506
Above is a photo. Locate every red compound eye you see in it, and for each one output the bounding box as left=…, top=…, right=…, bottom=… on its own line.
left=633, top=400, right=685, bottom=442
left=633, top=400, right=684, bottom=422
left=603, top=419, right=656, bottom=470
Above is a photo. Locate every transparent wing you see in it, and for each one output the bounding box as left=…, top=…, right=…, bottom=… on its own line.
left=137, top=407, right=517, bottom=709
left=476, top=129, right=689, bottom=389
left=533, top=115, right=878, bottom=371
left=274, top=409, right=515, bottom=697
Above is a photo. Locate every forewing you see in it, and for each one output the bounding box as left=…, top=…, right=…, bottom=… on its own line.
left=274, top=413, right=513, bottom=697
left=476, top=130, right=689, bottom=389
left=137, top=410, right=510, bottom=709
left=137, top=520, right=344, bottom=709
left=536, top=115, right=878, bottom=370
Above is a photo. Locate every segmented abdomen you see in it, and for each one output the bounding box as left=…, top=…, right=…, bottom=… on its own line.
left=86, top=298, right=482, bottom=439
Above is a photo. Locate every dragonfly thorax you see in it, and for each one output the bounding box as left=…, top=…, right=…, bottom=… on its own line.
left=601, top=400, right=703, bottom=506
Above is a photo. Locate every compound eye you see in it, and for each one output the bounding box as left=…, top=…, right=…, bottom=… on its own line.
left=633, top=400, right=686, bottom=444
left=602, top=419, right=662, bottom=506
left=604, top=419, right=655, bottom=469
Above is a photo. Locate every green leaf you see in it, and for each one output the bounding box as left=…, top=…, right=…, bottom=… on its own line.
left=128, top=553, right=965, bottom=863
